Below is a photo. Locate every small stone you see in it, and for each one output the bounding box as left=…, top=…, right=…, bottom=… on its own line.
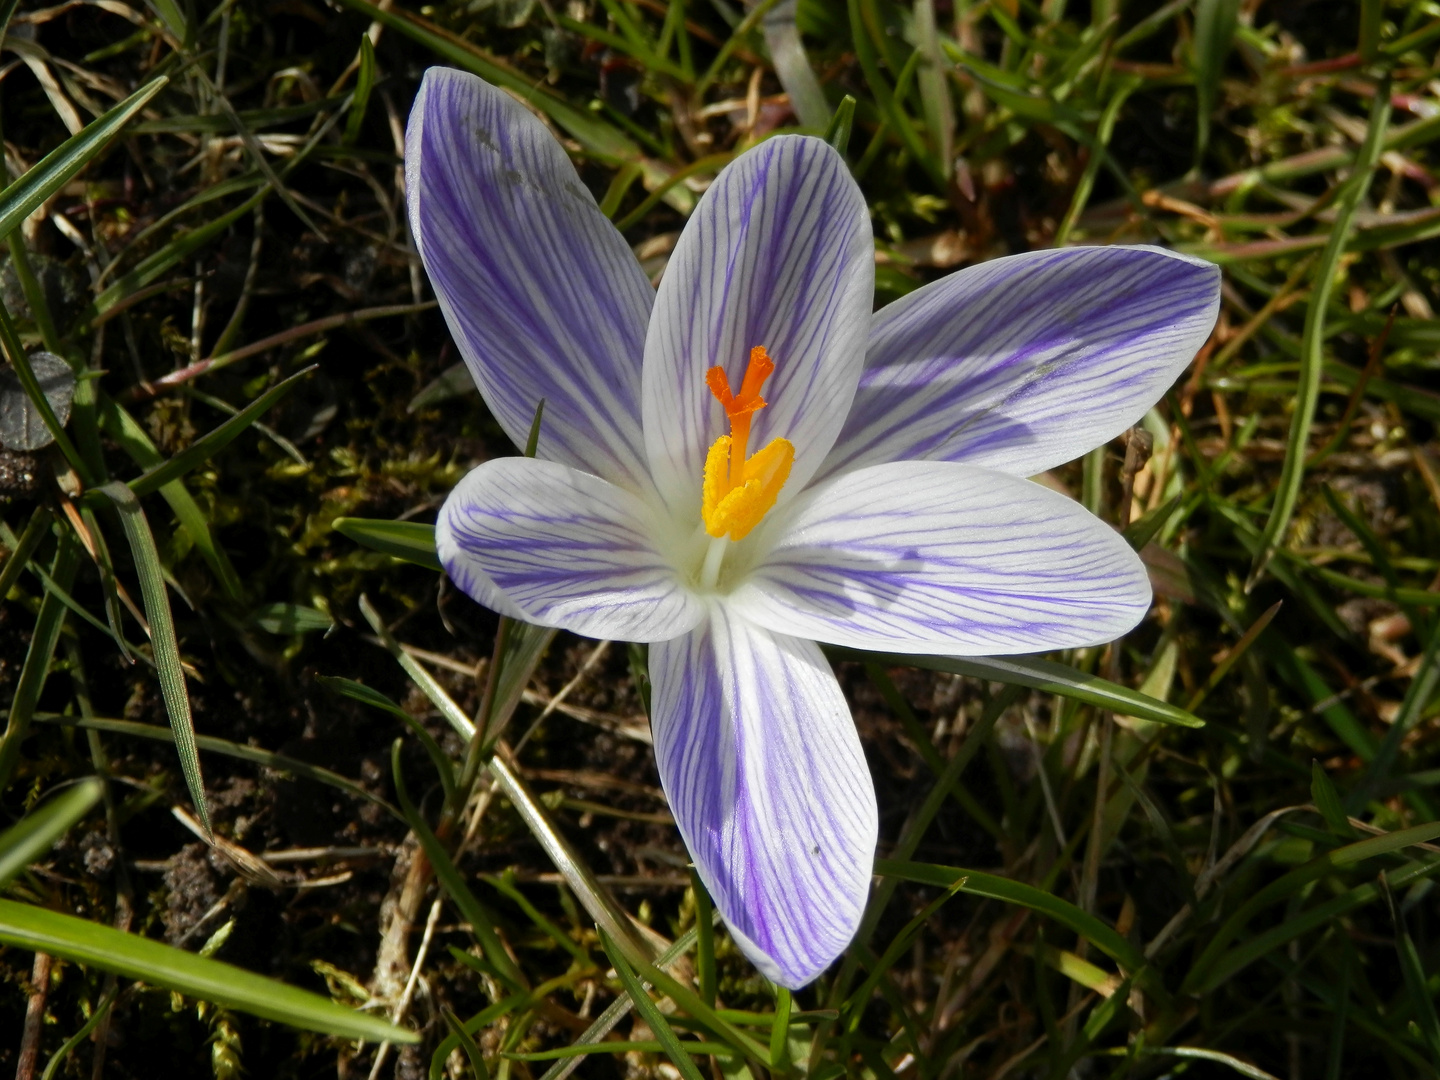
left=0, top=352, right=76, bottom=451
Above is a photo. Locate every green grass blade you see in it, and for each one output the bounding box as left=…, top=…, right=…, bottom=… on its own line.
left=875, top=859, right=1149, bottom=975
left=535, top=922, right=707, bottom=1080
left=843, top=878, right=964, bottom=1020
left=480, top=872, right=590, bottom=965
left=510, top=1041, right=732, bottom=1061
left=1384, top=874, right=1440, bottom=1067
left=0, top=77, right=167, bottom=244
left=126, top=367, right=312, bottom=497
left=1311, top=762, right=1356, bottom=838
left=1192, top=0, right=1239, bottom=158
left=333, top=518, right=441, bottom=571
left=761, top=0, right=831, bottom=129
left=96, top=390, right=245, bottom=602
left=913, top=0, right=953, bottom=177
left=491, top=622, right=557, bottom=744
left=600, top=928, right=706, bottom=1080
left=1358, top=0, right=1382, bottom=60
left=1183, top=820, right=1440, bottom=993
left=389, top=740, right=526, bottom=993
left=0, top=507, right=50, bottom=602
left=691, top=868, right=716, bottom=1007
left=332, top=0, right=640, bottom=164
left=0, top=536, right=81, bottom=794
left=429, top=994, right=529, bottom=1080
left=0, top=778, right=102, bottom=887
left=488, top=756, right=655, bottom=965
left=344, top=35, right=376, bottom=144
left=40, top=985, right=117, bottom=1080
left=87, top=190, right=266, bottom=322
left=1194, top=853, right=1440, bottom=993
left=95, top=481, right=209, bottom=835
left=144, top=0, right=186, bottom=39
left=322, top=675, right=454, bottom=804
left=441, top=1007, right=491, bottom=1077
left=36, top=713, right=400, bottom=821
left=248, top=603, right=332, bottom=634
left=834, top=649, right=1204, bottom=728
left=823, top=95, right=857, bottom=155
left=1248, top=81, right=1391, bottom=586
left=1351, top=615, right=1440, bottom=810
left=0, top=898, right=415, bottom=1041
left=848, top=0, right=945, bottom=189
left=768, top=987, right=791, bottom=1071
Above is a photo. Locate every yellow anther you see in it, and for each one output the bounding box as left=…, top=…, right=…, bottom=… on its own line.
left=701, top=346, right=793, bottom=540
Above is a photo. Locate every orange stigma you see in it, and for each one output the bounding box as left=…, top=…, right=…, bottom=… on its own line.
left=701, top=346, right=794, bottom=541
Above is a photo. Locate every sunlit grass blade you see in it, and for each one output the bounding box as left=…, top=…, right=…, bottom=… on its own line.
left=0, top=778, right=102, bottom=887
left=760, top=0, right=830, bottom=128
left=0, top=76, right=167, bottom=243
left=96, top=481, right=210, bottom=835
left=823, top=95, right=857, bottom=155
left=848, top=0, right=944, bottom=189
left=837, top=649, right=1203, bottom=728
left=345, top=34, right=376, bottom=144
left=97, top=391, right=245, bottom=601
left=768, top=987, right=792, bottom=1070
left=0, top=898, right=416, bottom=1040
left=1248, top=81, right=1391, bottom=587
left=491, top=622, right=557, bottom=744
left=600, top=928, right=706, bottom=1080
left=333, top=0, right=640, bottom=163
left=488, top=756, right=654, bottom=965
left=1192, top=0, right=1239, bottom=158
left=125, top=367, right=313, bottom=496
left=334, top=518, right=442, bottom=571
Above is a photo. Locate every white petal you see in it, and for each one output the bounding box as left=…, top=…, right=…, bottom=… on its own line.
left=437, top=458, right=703, bottom=642
left=642, top=136, right=873, bottom=518
left=650, top=607, right=878, bottom=988
left=818, top=246, right=1220, bottom=480
left=407, top=68, right=655, bottom=492
left=732, top=461, right=1151, bottom=655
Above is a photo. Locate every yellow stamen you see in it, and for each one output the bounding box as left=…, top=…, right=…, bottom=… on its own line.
left=701, top=346, right=794, bottom=541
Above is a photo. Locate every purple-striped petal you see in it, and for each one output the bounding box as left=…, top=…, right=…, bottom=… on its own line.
left=817, top=247, right=1220, bottom=481
left=650, top=606, right=877, bottom=988
left=407, top=68, right=655, bottom=492
left=436, top=458, right=703, bottom=641
left=732, top=461, right=1151, bottom=654
left=642, top=136, right=873, bottom=518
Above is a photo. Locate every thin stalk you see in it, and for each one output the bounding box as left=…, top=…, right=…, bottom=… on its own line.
left=1248, top=78, right=1391, bottom=587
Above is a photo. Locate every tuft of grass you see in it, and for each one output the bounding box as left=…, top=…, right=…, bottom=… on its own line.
left=0, top=0, right=1437, bottom=1077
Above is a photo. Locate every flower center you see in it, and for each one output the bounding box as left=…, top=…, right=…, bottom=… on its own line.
left=701, top=346, right=794, bottom=542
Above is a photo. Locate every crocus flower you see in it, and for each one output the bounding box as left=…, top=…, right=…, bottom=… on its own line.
left=406, top=68, right=1220, bottom=988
